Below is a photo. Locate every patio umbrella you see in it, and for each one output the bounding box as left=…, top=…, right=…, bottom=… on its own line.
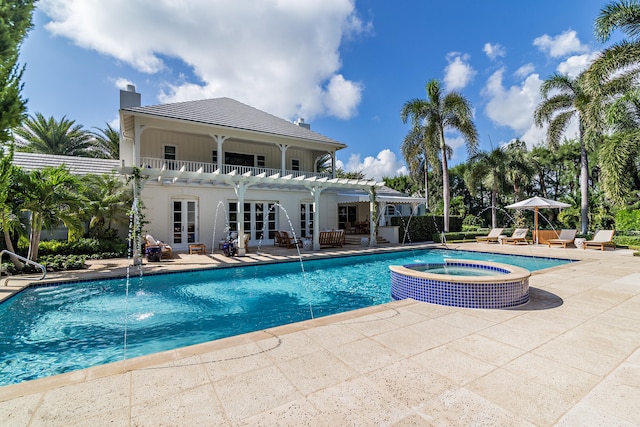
left=505, top=196, right=570, bottom=244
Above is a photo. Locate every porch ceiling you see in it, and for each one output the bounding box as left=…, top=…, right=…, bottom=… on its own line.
left=120, top=166, right=383, bottom=192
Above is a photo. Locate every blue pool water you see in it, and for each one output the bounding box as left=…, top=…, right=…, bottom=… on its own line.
left=0, top=249, right=570, bottom=386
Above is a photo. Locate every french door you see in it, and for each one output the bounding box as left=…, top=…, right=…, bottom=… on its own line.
left=172, top=200, right=198, bottom=247
left=228, top=201, right=277, bottom=242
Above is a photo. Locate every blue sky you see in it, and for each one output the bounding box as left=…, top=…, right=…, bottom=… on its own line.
left=19, top=0, right=615, bottom=180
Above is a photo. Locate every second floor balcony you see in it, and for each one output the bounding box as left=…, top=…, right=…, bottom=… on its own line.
left=140, top=157, right=332, bottom=179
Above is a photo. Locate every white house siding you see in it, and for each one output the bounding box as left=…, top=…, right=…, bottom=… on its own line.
left=141, top=182, right=339, bottom=252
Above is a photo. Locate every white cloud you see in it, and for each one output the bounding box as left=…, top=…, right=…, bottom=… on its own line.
left=556, top=52, right=599, bottom=78
left=483, top=42, right=506, bottom=60
left=40, top=0, right=368, bottom=121
left=337, top=149, right=408, bottom=181
left=113, top=77, right=135, bottom=90
left=483, top=68, right=544, bottom=146
left=515, top=63, right=535, bottom=78
left=533, top=30, right=589, bottom=58
left=444, top=52, right=476, bottom=91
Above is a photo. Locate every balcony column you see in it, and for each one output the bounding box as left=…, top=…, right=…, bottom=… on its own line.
left=133, top=124, right=145, bottom=167
left=211, top=134, right=228, bottom=172
left=331, top=152, right=336, bottom=179
left=278, top=144, right=289, bottom=176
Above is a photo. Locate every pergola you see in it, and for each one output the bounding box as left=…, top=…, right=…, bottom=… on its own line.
left=120, top=164, right=383, bottom=254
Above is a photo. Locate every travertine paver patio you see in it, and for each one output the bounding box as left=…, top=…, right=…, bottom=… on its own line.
left=0, top=242, right=638, bottom=426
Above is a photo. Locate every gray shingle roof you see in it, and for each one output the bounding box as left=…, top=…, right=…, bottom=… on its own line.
left=122, top=97, right=345, bottom=147
left=12, top=152, right=120, bottom=175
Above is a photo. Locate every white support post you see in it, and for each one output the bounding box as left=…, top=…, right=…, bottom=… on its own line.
left=310, top=186, right=323, bottom=251
left=278, top=144, right=289, bottom=176
left=234, top=181, right=247, bottom=256
left=369, top=189, right=376, bottom=247
left=211, top=134, right=227, bottom=171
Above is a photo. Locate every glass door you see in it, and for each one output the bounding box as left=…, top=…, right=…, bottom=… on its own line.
left=300, top=203, right=314, bottom=237
left=172, top=200, right=198, bottom=247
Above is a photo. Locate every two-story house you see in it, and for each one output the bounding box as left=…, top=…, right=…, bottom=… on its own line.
left=118, top=86, right=384, bottom=254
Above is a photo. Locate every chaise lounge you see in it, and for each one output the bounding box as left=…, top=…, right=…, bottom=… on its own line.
left=547, top=229, right=577, bottom=248
left=501, top=228, right=529, bottom=245
left=583, top=230, right=616, bottom=251
left=144, top=234, right=173, bottom=259
left=475, top=228, right=504, bottom=243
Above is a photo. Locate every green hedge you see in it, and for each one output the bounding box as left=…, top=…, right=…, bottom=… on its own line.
left=390, top=215, right=463, bottom=242
left=615, top=209, right=640, bottom=231
left=37, top=238, right=127, bottom=257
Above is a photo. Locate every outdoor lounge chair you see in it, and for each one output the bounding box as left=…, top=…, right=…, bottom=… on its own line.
left=279, top=231, right=300, bottom=248
left=475, top=228, right=504, bottom=243
left=583, top=230, right=616, bottom=251
left=501, top=228, right=529, bottom=245
left=273, top=231, right=282, bottom=246
left=144, top=234, right=173, bottom=259
left=547, top=229, right=577, bottom=248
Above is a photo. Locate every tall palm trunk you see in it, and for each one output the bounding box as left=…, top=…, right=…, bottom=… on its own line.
left=579, top=125, right=589, bottom=235
left=440, top=131, right=450, bottom=232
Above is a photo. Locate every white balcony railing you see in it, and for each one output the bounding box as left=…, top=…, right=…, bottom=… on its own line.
left=140, top=157, right=332, bottom=179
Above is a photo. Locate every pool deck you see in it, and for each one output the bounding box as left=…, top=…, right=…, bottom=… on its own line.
left=1, top=242, right=639, bottom=426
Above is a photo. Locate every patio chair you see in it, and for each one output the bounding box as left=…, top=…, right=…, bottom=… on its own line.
left=501, top=228, right=529, bottom=245
left=583, top=230, right=616, bottom=251
left=475, top=228, right=504, bottom=243
left=547, top=229, right=577, bottom=248
left=279, top=231, right=300, bottom=248
left=273, top=230, right=282, bottom=246
left=144, top=234, right=173, bottom=259
left=344, top=222, right=356, bottom=234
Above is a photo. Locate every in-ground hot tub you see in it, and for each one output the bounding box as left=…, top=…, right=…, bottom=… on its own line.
left=389, top=258, right=531, bottom=309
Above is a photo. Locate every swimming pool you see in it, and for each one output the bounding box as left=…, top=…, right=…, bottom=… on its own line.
left=0, top=249, right=570, bottom=386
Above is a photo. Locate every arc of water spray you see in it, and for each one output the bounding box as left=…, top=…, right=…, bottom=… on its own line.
left=256, top=203, right=314, bottom=320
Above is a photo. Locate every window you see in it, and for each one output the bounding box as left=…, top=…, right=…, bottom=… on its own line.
left=225, top=152, right=254, bottom=167
left=257, top=155, right=265, bottom=167
left=385, top=205, right=396, bottom=216
left=291, top=159, right=300, bottom=171
left=338, top=205, right=357, bottom=230
left=212, top=150, right=218, bottom=164
left=164, top=145, right=176, bottom=170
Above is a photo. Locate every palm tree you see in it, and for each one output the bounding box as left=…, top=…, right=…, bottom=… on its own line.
left=400, top=123, right=439, bottom=210
left=0, top=145, right=26, bottom=268
left=589, top=0, right=640, bottom=207
left=82, top=174, right=132, bottom=237
left=19, top=165, right=86, bottom=260
left=534, top=73, right=592, bottom=235
left=401, top=79, right=478, bottom=231
left=13, top=113, right=93, bottom=157
left=89, top=123, right=120, bottom=159
left=504, top=139, right=535, bottom=202
left=599, top=88, right=640, bottom=205
left=465, top=147, right=508, bottom=228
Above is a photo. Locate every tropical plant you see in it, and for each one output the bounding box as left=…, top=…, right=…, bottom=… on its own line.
left=504, top=139, right=535, bottom=202
left=465, top=147, right=508, bottom=228
left=534, top=73, right=594, bottom=234
left=81, top=174, right=132, bottom=238
left=13, top=113, right=94, bottom=157
left=401, top=79, right=478, bottom=231
left=0, top=145, right=26, bottom=268
left=0, top=0, right=36, bottom=145
left=19, top=165, right=86, bottom=261
left=589, top=2, right=640, bottom=207
left=400, top=122, right=439, bottom=210
left=89, top=123, right=120, bottom=159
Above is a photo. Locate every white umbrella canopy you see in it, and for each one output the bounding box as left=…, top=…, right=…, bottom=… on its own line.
left=505, top=196, right=571, bottom=244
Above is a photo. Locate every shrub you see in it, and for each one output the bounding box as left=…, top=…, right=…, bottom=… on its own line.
left=38, top=238, right=127, bottom=257
left=615, top=209, right=640, bottom=232
left=390, top=215, right=462, bottom=242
